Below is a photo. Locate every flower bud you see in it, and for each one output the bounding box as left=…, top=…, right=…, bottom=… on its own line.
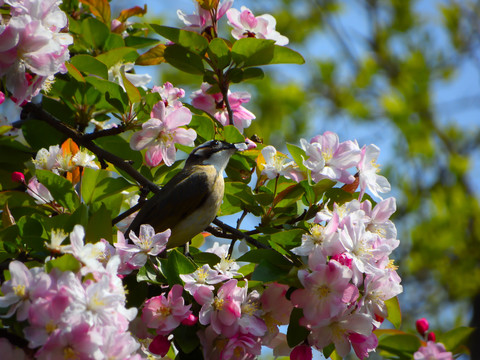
left=427, top=331, right=436, bottom=342
left=148, top=335, right=170, bottom=357
left=290, top=344, right=312, bottom=360
left=181, top=314, right=198, bottom=326
left=11, top=172, right=25, bottom=184
left=416, top=318, right=429, bottom=336
left=0, top=91, right=5, bottom=105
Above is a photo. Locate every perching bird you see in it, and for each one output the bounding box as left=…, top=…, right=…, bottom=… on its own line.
left=125, top=140, right=241, bottom=248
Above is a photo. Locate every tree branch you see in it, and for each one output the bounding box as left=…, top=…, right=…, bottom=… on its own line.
left=22, top=103, right=160, bottom=194
left=210, top=218, right=270, bottom=249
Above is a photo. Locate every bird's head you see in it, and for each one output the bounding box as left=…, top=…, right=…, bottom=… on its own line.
left=185, top=140, right=245, bottom=173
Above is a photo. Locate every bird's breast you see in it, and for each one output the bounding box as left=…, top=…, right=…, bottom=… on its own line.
left=167, top=167, right=225, bottom=248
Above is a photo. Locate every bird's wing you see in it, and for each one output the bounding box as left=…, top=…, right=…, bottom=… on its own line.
left=125, top=166, right=213, bottom=237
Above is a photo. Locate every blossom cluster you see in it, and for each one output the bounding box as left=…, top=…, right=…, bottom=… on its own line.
left=130, top=82, right=197, bottom=167
left=178, top=243, right=294, bottom=359
left=0, top=225, right=142, bottom=359
left=260, top=131, right=391, bottom=201
left=0, top=0, right=73, bottom=104
left=289, top=195, right=402, bottom=358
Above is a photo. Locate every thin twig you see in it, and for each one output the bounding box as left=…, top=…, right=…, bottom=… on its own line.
left=212, top=218, right=269, bottom=249
left=22, top=103, right=160, bottom=194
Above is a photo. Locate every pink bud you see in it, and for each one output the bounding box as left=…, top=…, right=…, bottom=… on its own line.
left=0, top=91, right=5, bottom=105
left=11, top=172, right=25, bottom=183
left=427, top=332, right=436, bottom=342
left=245, top=138, right=257, bottom=150
left=290, top=344, right=312, bottom=360
left=181, top=314, right=198, bottom=326
left=148, top=335, right=170, bottom=357
left=416, top=318, right=429, bottom=336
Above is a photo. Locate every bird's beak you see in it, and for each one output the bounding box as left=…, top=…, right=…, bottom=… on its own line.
left=234, top=142, right=248, bottom=151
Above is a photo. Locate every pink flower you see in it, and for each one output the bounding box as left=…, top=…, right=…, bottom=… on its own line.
left=414, top=341, right=453, bottom=360
left=118, top=224, right=170, bottom=268
left=349, top=332, right=378, bottom=360
left=308, top=312, right=374, bottom=357
left=180, top=264, right=228, bottom=298
left=300, top=131, right=361, bottom=184
left=142, top=284, right=192, bottom=335
left=0, top=0, right=73, bottom=104
left=0, top=91, right=4, bottom=104
left=26, top=176, right=55, bottom=204
left=0, top=260, right=52, bottom=321
left=290, top=344, right=313, bottom=360
left=0, top=338, right=29, bottom=360
left=130, top=101, right=196, bottom=166
left=226, top=6, right=289, bottom=45
left=196, top=279, right=244, bottom=337
left=291, top=260, right=358, bottom=326
left=357, top=144, right=391, bottom=200
left=220, top=334, right=262, bottom=360
left=260, top=283, right=293, bottom=335
left=361, top=197, right=397, bottom=240
left=416, top=318, right=429, bottom=336
left=191, top=83, right=255, bottom=133
left=260, top=145, right=304, bottom=182
left=177, top=0, right=233, bottom=33
left=152, top=81, right=185, bottom=109
left=35, top=323, right=102, bottom=360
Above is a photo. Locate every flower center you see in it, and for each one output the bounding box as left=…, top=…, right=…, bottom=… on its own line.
left=13, top=284, right=26, bottom=298
left=322, top=149, right=333, bottom=163
left=196, top=268, right=207, bottom=283
left=317, top=285, right=331, bottom=298
left=213, top=297, right=224, bottom=311
left=157, top=306, right=171, bottom=317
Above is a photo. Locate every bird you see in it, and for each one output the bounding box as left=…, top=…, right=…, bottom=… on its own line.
left=125, top=140, right=242, bottom=249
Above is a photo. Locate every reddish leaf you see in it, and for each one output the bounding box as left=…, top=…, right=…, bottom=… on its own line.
left=80, top=0, right=111, bottom=24
left=117, top=5, right=147, bottom=22
left=136, top=44, right=166, bottom=66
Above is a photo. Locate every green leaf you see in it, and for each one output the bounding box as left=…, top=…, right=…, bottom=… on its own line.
left=46, top=254, right=81, bottom=273
left=150, top=25, right=209, bottom=55
left=104, top=33, right=125, bottom=51
left=85, top=76, right=129, bottom=112
left=268, top=229, right=305, bottom=247
left=173, top=325, right=201, bottom=354
left=93, top=134, right=143, bottom=175
left=125, top=36, right=161, bottom=49
left=241, top=67, right=264, bottom=81
left=385, top=296, right=402, bottom=328
left=135, top=44, right=166, bottom=66
left=81, top=17, right=110, bottom=50
left=95, top=47, right=138, bottom=68
left=189, top=114, right=215, bottom=141
left=251, top=260, right=290, bottom=282
left=36, top=170, right=80, bottom=212
left=238, top=248, right=292, bottom=266
left=286, top=143, right=307, bottom=172
left=164, top=249, right=197, bottom=286
left=231, top=38, right=276, bottom=67
left=81, top=168, right=132, bottom=204
left=207, top=38, right=231, bottom=70
left=85, top=203, right=112, bottom=243
left=164, top=44, right=205, bottom=75
left=223, top=125, right=245, bottom=143
left=287, top=308, right=310, bottom=347
left=377, top=333, right=421, bottom=356
left=22, top=119, right=65, bottom=152
left=70, top=54, right=108, bottom=79
left=191, top=252, right=220, bottom=267
left=325, top=187, right=353, bottom=205
left=437, top=326, right=475, bottom=352
left=121, top=71, right=142, bottom=104
left=65, top=62, right=85, bottom=82
left=269, top=45, right=305, bottom=65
